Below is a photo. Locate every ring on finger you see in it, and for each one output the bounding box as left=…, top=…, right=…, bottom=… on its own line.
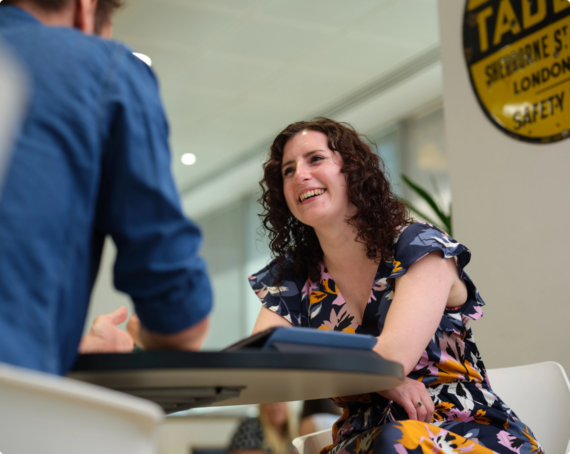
left=415, top=401, right=423, bottom=408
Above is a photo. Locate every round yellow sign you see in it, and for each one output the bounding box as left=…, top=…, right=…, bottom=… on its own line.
left=463, top=0, right=570, bottom=143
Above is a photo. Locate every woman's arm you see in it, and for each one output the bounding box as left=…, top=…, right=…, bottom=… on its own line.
left=373, top=251, right=460, bottom=422
left=252, top=306, right=293, bottom=335
left=374, top=251, right=458, bottom=375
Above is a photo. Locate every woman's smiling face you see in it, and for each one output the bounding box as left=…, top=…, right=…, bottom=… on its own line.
left=281, top=130, right=355, bottom=229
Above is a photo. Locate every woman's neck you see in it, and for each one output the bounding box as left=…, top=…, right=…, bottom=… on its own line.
left=315, top=222, right=376, bottom=275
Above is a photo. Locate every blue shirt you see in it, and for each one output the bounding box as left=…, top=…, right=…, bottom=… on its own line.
left=0, top=6, right=213, bottom=375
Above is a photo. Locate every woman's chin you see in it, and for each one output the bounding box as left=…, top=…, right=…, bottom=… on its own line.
left=299, top=215, right=335, bottom=231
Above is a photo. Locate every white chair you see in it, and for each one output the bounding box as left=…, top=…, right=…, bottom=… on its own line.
left=293, top=362, right=570, bottom=454
left=293, top=428, right=333, bottom=454
left=487, top=361, right=570, bottom=454
left=0, top=363, right=164, bottom=454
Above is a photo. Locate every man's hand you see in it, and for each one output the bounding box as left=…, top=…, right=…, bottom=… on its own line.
left=378, top=377, right=434, bottom=422
left=78, top=306, right=135, bottom=354
left=126, top=312, right=143, bottom=348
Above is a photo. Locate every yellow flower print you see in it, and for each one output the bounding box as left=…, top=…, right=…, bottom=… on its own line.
left=395, top=420, right=491, bottom=453
left=523, top=426, right=540, bottom=454
left=392, top=260, right=402, bottom=273
left=310, top=291, right=327, bottom=305
left=322, top=279, right=338, bottom=295
left=433, top=402, right=454, bottom=421
left=473, top=409, right=492, bottom=425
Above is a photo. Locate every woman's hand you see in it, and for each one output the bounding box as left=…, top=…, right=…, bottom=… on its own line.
left=378, top=378, right=434, bottom=423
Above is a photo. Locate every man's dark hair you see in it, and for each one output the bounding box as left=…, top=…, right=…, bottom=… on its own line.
left=94, top=0, right=123, bottom=33
left=1, top=0, right=125, bottom=32
left=1, top=0, right=69, bottom=9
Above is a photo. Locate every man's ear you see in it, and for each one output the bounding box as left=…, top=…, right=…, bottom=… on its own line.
left=73, top=0, right=98, bottom=34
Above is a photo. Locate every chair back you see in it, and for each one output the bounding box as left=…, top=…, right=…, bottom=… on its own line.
left=292, top=428, right=333, bottom=454
left=487, top=361, right=570, bottom=454
left=0, top=363, right=164, bottom=454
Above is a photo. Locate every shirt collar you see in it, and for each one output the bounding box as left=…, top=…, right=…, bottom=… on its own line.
left=0, top=5, right=43, bottom=27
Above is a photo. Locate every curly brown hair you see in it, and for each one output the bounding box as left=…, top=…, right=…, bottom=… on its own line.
left=259, top=117, right=410, bottom=284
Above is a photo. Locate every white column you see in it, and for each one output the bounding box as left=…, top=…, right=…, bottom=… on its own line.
left=438, top=0, right=570, bottom=372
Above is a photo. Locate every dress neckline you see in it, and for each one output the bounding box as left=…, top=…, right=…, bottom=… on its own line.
left=318, top=261, right=392, bottom=329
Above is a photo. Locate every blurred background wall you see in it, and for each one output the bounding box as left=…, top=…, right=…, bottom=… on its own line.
left=439, top=0, right=570, bottom=375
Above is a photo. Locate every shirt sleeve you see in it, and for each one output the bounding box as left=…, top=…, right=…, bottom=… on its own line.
left=390, top=222, right=485, bottom=331
left=95, top=47, right=212, bottom=334
left=248, top=258, right=309, bottom=327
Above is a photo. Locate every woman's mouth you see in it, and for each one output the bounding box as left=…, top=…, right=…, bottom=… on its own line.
left=299, top=188, right=326, bottom=203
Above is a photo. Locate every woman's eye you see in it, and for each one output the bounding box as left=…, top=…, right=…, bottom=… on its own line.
left=311, top=156, right=324, bottom=163
left=283, top=167, right=293, bottom=177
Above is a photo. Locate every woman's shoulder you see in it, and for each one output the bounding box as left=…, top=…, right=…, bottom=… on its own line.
left=248, top=257, right=311, bottom=327
left=394, top=222, right=457, bottom=248
left=248, top=257, right=309, bottom=293
left=390, top=222, right=471, bottom=278
left=391, top=222, right=485, bottom=324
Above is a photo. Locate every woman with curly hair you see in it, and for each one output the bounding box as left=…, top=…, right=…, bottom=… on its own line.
left=248, top=118, right=541, bottom=454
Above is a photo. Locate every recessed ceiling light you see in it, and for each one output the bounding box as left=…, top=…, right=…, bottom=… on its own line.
left=133, top=52, right=152, bottom=67
left=181, top=153, right=197, bottom=165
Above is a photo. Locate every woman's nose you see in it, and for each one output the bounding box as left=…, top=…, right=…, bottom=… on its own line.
left=294, top=164, right=310, bottom=183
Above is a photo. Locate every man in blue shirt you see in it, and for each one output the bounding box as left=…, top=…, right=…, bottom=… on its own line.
left=0, top=0, right=213, bottom=375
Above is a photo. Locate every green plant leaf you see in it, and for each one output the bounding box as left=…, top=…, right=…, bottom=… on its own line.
left=430, top=175, right=442, bottom=207
left=399, top=199, right=442, bottom=229
left=401, top=175, right=448, bottom=224
left=401, top=174, right=453, bottom=235
left=446, top=203, right=453, bottom=236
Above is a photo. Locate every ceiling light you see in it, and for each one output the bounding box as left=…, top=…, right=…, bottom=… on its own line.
left=181, top=153, right=197, bottom=165
left=133, top=52, right=152, bottom=66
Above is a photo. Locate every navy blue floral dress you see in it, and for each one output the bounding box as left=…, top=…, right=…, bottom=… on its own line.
left=248, top=223, right=542, bottom=454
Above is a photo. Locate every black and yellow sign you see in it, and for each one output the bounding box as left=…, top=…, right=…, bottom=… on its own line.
left=463, top=0, right=570, bottom=143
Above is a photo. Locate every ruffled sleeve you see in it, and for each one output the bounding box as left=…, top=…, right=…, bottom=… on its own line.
left=248, top=258, right=309, bottom=327
left=390, top=223, right=485, bottom=333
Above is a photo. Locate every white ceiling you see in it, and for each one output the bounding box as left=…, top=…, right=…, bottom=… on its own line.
left=112, top=0, right=442, bottom=215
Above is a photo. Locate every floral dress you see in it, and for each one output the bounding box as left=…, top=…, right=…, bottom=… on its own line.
left=248, top=223, right=542, bottom=454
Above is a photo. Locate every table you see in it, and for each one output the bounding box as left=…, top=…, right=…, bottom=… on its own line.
left=69, top=350, right=403, bottom=414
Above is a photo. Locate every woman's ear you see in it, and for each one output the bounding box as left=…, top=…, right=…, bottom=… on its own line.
left=73, top=0, right=98, bottom=34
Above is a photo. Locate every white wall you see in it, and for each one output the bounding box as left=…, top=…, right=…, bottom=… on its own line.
left=197, top=201, right=249, bottom=350
left=438, top=0, right=570, bottom=373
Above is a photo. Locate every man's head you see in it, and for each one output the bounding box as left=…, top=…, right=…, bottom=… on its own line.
left=1, top=0, right=124, bottom=36
left=92, top=0, right=122, bottom=36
